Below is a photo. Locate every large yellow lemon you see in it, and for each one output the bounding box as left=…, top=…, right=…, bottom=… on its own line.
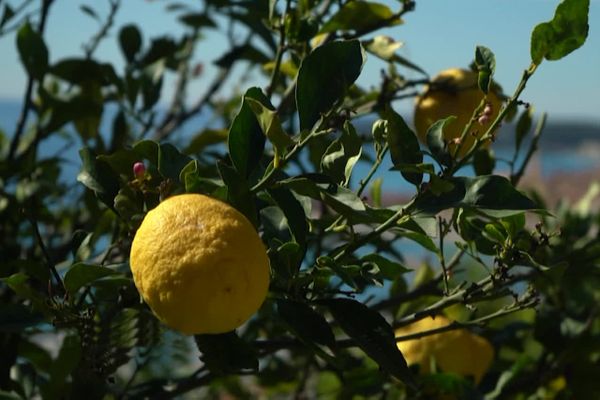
left=130, top=194, right=270, bottom=335
left=414, top=68, right=503, bottom=157
left=395, top=315, right=494, bottom=384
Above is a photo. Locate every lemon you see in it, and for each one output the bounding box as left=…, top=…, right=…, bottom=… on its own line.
left=130, top=194, right=270, bottom=335
left=395, top=315, right=494, bottom=384
left=414, top=68, right=503, bottom=157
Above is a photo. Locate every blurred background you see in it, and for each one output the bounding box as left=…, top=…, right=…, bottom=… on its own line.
left=1, top=0, right=599, bottom=205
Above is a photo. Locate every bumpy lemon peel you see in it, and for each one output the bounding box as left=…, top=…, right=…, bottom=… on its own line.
left=130, top=194, right=270, bottom=335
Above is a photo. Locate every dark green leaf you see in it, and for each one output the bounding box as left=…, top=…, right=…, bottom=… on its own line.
left=218, top=161, right=258, bottom=227
left=268, top=241, right=303, bottom=284
left=158, top=143, right=192, bottom=182
left=1, top=274, right=51, bottom=317
left=63, top=263, right=119, bottom=295
left=228, top=87, right=268, bottom=178
left=179, top=13, right=216, bottom=29
left=245, top=97, right=294, bottom=162
left=321, top=121, right=362, bottom=185
left=473, top=148, right=495, bottom=176
left=16, top=21, right=48, bottom=79
left=0, top=303, right=43, bottom=332
left=119, top=24, right=142, bottom=63
left=320, top=1, right=402, bottom=33
left=322, top=298, right=415, bottom=386
left=384, top=107, right=423, bottom=186
left=475, top=45, right=495, bottom=94
left=297, top=40, right=365, bottom=131
left=413, top=175, right=538, bottom=214
left=77, top=148, right=120, bottom=209
left=41, top=335, right=81, bottom=399
left=277, top=299, right=336, bottom=349
left=426, top=117, right=455, bottom=166
left=361, top=254, right=410, bottom=281
left=141, top=37, right=178, bottom=66
left=399, top=231, right=439, bottom=254
left=195, top=331, right=258, bottom=374
left=268, top=188, right=309, bottom=247
left=531, top=0, right=589, bottom=64
left=50, top=58, right=117, bottom=86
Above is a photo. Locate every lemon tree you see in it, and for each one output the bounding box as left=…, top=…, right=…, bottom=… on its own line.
left=1, top=0, right=596, bottom=399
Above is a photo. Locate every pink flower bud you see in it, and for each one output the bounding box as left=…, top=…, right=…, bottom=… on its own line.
left=483, top=103, right=494, bottom=116
left=478, top=114, right=491, bottom=125
left=133, top=162, right=146, bottom=178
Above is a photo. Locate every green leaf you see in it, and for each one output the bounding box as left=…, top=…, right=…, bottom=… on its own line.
left=268, top=188, right=309, bottom=247
left=195, top=331, right=258, bottom=374
left=141, top=37, right=178, bottom=66
left=363, top=35, right=403, bottom=61
left=179, top=13, right=216, bottom=29
left=77, top=148, right=120, bottom=210
left=320, top=1, right=402, bottom=33
left=277, top=299, right=336, bottom=349
left=41, top=335, right=81, bottom=400
left=245, top=97, right=294, bottom=163
left=158, top=143, right=192, bottom=182
left=50, top=58, right=118, bottom=86
left=297, top=40, right=365, bottom=131
left=16, top=21, right=48, bottom=79
left=217, top=161, right=258, bottom=227
left=413, top=175, right=538, bottom=214
left=473, top=148, right=495, bottom=176
left=0, top=303, right=43, bottom=332
left=426, top=117, right=455, bottom=166
left=281, top=176, right=366, bottom=218
left=322, top=298, right=415, bottom=386
left=268, top=241, right=302, bottom=283
left=475, top=45, right=495, bottom=94
left=530, top=0, right=589, bottom=64
left=1, top=274, right=51, bottom=316
left=321, top=121, right=363, bottom=185
left=399, top=230, right=439, bottom=254
left=119, top=24, right=142, bottom=63
left=484, top=223, right=506, bottom=243
left=228, top=87, right=268, bottom=178
left=361, top=254, right=410, bottom=281
left=63, top=263, right=119, bottom=295
left=384, top=107, right=423, bottom=186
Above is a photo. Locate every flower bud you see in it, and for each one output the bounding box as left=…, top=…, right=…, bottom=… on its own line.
left=478, top=114, right=491, bottom=125
left=482, top=102, right=494, bottom=116
left=133, top=162, right=146, bottom=178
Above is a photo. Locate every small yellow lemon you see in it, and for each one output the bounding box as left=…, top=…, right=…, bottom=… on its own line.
left=395, top=315, right=494, bottom=384
left=130, top=194, right=270, bottom=335
left=414, top=68, right=503, bottom=157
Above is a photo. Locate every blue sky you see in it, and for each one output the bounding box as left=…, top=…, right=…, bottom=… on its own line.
left=0, top=0, right=598, bottom=122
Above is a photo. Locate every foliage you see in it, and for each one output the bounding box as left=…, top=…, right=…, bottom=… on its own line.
left=0, top=0, right=596, bottom=399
